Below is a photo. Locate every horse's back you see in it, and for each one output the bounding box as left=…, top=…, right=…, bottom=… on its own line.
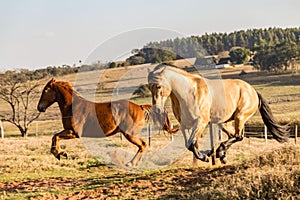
left=207, top=78, right=259, bottom=123
left=93, top=100, right=145, bottom=134
left=224, top=79, right=259, bottom=119
left=223, top=79, right=258, bottom=104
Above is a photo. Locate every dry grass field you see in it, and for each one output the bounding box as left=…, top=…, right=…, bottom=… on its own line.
left=0, top=62, right=300, bottom=199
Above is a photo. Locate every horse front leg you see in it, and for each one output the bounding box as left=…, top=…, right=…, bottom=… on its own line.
left=51, top=129, right=77, bottom=160
left=187, top=120, right=209, bottom=162
left=180, top=125, right=190, bottom=148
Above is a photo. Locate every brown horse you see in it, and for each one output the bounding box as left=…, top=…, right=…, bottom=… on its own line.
left=148, top=64, right=290, bottom=164
left=37, top=78, right=178, bottom=167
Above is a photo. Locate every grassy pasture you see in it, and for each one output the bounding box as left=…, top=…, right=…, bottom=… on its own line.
left=0, top=136, right=299, bottom=199
left=0, top=64, right=300, bottom=199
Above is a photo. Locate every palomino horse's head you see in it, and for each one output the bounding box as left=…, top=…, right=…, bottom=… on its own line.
left=148, top=65, right=172, bottom=126
left=37, top=78, right=57, bottom=112
left=148, top=65, right=172, bottom=111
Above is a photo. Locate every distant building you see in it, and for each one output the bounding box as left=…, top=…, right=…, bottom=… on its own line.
left=215, top=57, right=232, bottom=69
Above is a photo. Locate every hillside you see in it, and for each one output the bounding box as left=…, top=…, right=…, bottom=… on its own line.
left=1, top=61, right=300, bottom=137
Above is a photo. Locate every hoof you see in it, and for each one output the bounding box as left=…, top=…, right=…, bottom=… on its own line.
left=202, top=155, right=210, bottom=162
left=216, top=144, right=226, bottom=158
left=207, top=149, right=214, bottom=157
left=55, top=152, right=68, bottom=160
left=220, top=156, right=227, bottom=164
left=216, top=149, right=226, bottom=159
left=125, top=162, right=134, bottom=168
left=60, top=151, right=68, bottom=159
left=195, top=151, right=209, bottom=162
left=189, top=143, right=210, bottom=162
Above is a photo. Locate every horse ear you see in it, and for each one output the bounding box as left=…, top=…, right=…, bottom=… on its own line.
left=48, top=78, right=56, bottom=87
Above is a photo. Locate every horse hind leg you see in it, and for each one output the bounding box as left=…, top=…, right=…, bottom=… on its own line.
left=122, top=131, right=147, bottom=167
left=216, top=122, right=233, bottom=162
left=216, top=121, right=244, bottom=164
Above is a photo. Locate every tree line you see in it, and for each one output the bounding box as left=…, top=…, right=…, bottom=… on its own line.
left=127, top=27, right=300, bottom=71
left=194, top=27, right=300, bottom=55
left=0, top=63, right=110, bottom=82
left=0, top=66, right=79, bottom=82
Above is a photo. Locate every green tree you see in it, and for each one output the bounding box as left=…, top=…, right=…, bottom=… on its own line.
left=109, top=62, right=117, bottom=68
left=126, top=56, right=145, bottom=65
left=229, top=47, right=251, bottom=64
left=253, top=41, right=300, bottom=71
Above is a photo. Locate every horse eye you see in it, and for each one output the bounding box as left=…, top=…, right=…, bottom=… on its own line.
left=44, top=88, right=50, bottom=93
left=156, top=85, right=161, bottom=89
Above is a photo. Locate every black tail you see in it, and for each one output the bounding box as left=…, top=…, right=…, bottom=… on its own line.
left=257, top=92, right=290, bottom=143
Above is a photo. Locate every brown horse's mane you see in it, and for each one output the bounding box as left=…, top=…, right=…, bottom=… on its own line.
left=54, top=81, right=80, bottom=96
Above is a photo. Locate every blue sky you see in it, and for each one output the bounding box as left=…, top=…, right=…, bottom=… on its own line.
left=0, top=0, right=299, bottom=70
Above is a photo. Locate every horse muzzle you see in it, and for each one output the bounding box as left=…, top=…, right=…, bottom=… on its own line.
left=152, top=105, right=163, bottom=115
left=151, top=106, right=166, bottom=127
left=37, top=104, right=46, bottom=112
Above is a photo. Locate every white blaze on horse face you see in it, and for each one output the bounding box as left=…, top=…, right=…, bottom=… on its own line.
left=150, top=84, right=170, bottom=112
left=148, top=83, right=170, bottom=129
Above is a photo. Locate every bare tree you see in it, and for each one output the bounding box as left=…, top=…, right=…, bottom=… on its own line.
left=0, top=77, right=41, bottom=137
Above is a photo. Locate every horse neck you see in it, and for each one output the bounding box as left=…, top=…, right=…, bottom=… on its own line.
left=170, top=91, right=181, bottom=122
left=55, top=85, right=79, bottom=116
left=166, top=70, right=194, bottom=101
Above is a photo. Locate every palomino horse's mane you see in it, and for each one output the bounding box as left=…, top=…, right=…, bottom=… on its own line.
left=149, top=63, right=200, bottom=84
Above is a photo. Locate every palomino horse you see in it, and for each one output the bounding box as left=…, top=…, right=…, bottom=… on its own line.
left=148, top=64, right=290, bottom=164
left=37, top=78, right=178, bottom=167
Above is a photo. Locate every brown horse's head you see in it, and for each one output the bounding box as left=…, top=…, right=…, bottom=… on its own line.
left=37, top=78, right=57, bottom=112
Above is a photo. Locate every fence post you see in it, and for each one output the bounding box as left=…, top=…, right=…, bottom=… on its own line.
left=264, top=125, right=268, bottom=143
left=295, top=124, right=298, bottom=144
left=35, top=121, right=38, bottom=137
left=0, top=120, right=4, bottom=139
left=147, top=124, right=151, bottom=147
left=218, top=124, right=222, bottom=140
left=209, top=123, right=216, bottom=165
